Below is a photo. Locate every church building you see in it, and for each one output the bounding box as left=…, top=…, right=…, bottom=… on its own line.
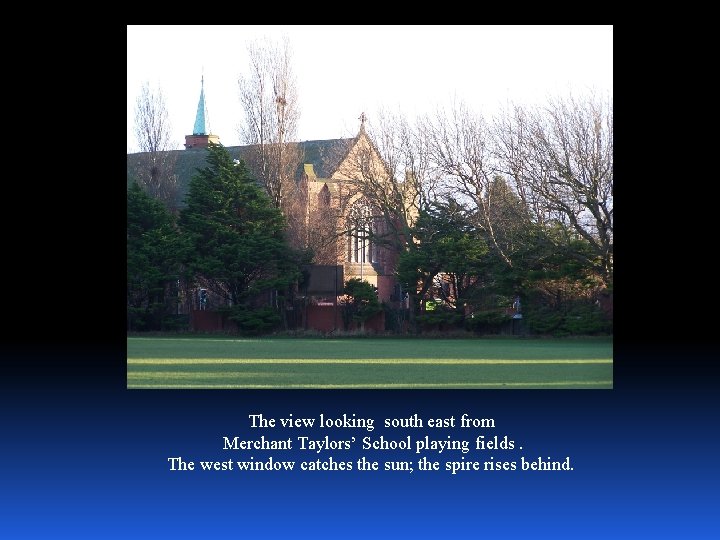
left=128, top=78, right=416, bottom=327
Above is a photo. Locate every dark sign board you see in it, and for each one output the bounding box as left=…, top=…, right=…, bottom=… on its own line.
left=302, top=265, right=344, bottom=295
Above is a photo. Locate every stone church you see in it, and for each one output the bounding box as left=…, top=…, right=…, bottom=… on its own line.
left=128, top=78, right=415, bottom=324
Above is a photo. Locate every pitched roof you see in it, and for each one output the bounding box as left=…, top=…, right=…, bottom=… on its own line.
left=127, top=137, right=356, bottom=208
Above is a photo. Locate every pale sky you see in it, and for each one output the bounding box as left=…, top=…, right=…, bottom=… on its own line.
left=127, top=25, right=613, bottom=153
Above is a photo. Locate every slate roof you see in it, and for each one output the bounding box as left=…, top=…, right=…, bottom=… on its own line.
left=127, top=137, right=355, bottom=208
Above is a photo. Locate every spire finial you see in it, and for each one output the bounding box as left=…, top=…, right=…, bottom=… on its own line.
left=359, top=112, right=367, bottom=133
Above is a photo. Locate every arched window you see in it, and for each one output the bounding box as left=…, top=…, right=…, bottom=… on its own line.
left=347, top=198, right=378, bottom=263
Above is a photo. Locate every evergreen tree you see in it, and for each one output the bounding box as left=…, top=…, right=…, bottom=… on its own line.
left=178, top=144, right=303, bottom=334
left=127, top=182, right=182, bottom=330
left=342, top=278, right=382, bottom=331
left=397, top=200, right=490, bottom=330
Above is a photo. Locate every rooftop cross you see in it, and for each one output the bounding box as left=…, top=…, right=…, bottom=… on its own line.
left=359, top=112, right=367, bottom=133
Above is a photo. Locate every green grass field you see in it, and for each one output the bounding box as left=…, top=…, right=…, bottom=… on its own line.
left=127, top=336, right=613, bottom=389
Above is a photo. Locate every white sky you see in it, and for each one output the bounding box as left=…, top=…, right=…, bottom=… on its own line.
left=127, top=25, right=613, bottom=153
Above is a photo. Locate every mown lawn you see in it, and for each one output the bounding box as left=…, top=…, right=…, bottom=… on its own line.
left=127, top=336, right=612, bottom=389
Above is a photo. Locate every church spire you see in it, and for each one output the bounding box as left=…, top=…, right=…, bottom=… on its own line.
left=185, top=74, right=220, bottom=149
left=193, top=75, right=207, bottom=135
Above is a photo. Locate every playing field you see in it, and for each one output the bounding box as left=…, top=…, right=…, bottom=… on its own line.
left=127, top=336, right=613, bottom=389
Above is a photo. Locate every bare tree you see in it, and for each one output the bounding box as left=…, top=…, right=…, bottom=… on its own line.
left=492, top=103, right=546, bottom=223
left=493, top=93, right=613, bottom=286
left=304, top=183, right=343, bottom=265
left=133, top=82, right=178, bottom=210
left=279, top=138, right=355, bottom=266
left=419, top=100, right=526, bottom=269
left=238, top=36, right=302, bottom=212
left=339, top=110, right=430, bottom=257
left=333, top=110, right=434, bottom=329
left=275, top=165, right=342, bottom=265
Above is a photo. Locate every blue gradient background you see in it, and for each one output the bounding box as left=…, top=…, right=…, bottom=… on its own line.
left=2, top=343, right=717, bottom=538
left=5, top=36, right=713, bottom=536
